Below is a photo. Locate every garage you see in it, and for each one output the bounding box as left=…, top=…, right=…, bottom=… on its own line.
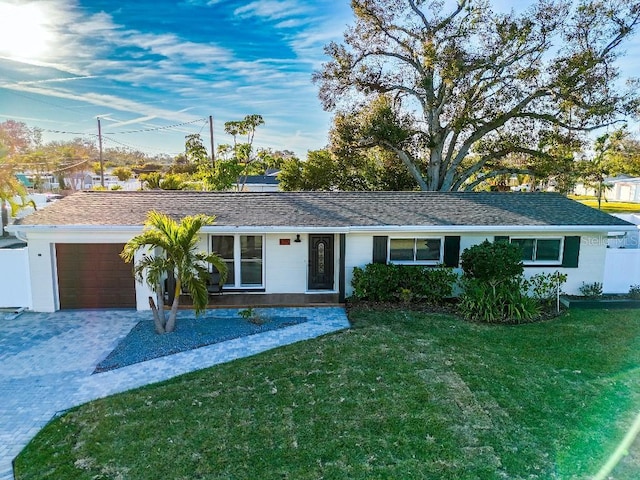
left=56, top=243, right=136, bottom=309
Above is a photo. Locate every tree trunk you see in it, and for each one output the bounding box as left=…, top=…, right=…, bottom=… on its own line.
left=148, top=296, right=166, bottom=334
left=428, top=147, right=443, bottom=191
left=165, top=280, right=181, bottom=333
left=156, top=287, right=166, bottom=326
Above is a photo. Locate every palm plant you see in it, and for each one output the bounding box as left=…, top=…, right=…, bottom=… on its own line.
left=120, top=211, right=227, bottom=334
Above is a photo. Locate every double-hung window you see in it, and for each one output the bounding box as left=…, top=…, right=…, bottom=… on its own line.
left=510, top=237, right=563, bottom=264
left=389, top=237, right=442, bottom=264
left=211, top=235, right=264, bottom=288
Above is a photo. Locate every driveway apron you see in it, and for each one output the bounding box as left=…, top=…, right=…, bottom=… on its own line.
left=0, top=307, right=350, bottom=480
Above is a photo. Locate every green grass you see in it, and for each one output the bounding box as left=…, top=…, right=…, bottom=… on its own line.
left=570, top=195, right=640, bottom=213
left=15, top=308, right=640, bottom=479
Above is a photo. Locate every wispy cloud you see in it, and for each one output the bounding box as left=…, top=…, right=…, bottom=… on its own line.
left=234, top=0, right=311, bottom=22
left=0, top=0, right=353, bottom=156
left=104, top=115, right=158, bottom=128
left=15, top=76, right=100, bottom=86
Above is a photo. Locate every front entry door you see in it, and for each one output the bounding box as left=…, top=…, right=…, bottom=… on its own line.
left=308, top=234, right=334, bottom=290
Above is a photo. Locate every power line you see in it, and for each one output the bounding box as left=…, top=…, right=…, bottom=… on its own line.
left=101, top=135, right=182, bottom=155
left=41, top=128, right=96, bottom=136
left=103, top=118, right=207, bottom=135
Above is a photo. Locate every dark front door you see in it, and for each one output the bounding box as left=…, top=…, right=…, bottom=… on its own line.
left=308, top=234, right=334, bottom=290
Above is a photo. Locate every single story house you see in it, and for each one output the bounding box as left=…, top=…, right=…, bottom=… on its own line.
left=7, top=191, right=635, bottom=312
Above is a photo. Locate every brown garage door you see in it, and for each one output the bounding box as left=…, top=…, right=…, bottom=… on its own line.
left=56, top=243, right=136, bottom=309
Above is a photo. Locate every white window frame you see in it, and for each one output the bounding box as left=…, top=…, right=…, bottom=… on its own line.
left=510, top=237, right=563, bottom=265
left=388, top=237, right=443, bottom=265
left=210, top=234, right=265, bottom=289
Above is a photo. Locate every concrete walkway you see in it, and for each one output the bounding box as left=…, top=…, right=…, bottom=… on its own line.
left=0, top=307, right=350, bottom=480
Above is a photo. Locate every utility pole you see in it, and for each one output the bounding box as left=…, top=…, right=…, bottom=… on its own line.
left=97, top=117, right=104, bottom=187
left=209, top=115, right=215, bottom=167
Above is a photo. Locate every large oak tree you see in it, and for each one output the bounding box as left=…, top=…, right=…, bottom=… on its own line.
left=314, top=0, right=640, bottom=191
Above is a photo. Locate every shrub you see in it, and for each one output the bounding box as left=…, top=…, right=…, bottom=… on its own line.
left=526, top=271, right=568, bottom=306
left=458, top=240, right=541, bottom=323
left=628, top=285, right=640, bottom=300
left=579, top=281, right=603, bottom=298
left=458, top=277, right=539, bottom=324
left=460, top=240, right=523, bottom=283
left=350, top=263, right=458, bottom=304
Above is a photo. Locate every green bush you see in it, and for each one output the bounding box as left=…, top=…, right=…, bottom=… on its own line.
left=579, top=281, right=603, bottom=298
left=629, top=284, right=640, bottom=300
left=526, top=271, right=568, bottom=305
left=350, top=263, right=458, bottom=304
left=460, top=240, right=523, bottom=282
left=458, top=277, right=539, bottom=324
left=459, top=240, right=539, bottom=323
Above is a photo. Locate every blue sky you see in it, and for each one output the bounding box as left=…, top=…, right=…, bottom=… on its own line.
left=1, top=0, right=639, bottom=160
left=0, top=0, right=353, bottom=158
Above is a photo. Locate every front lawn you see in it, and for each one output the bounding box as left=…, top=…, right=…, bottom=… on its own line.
left=15, top=308, right=640, bottom=479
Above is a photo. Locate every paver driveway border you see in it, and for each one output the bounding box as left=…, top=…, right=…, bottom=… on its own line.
left=0, top=307, right=350, bottom=480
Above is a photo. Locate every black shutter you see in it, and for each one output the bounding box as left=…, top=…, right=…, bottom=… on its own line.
left=443, top=236, right=461, bottom=267
left=372, top=236, right=388, bottom=264
left=494, top=235, right=509, bottom=243
left=562, top=236, right=581, bottom=268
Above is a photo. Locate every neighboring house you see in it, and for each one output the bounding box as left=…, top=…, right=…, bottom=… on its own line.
left=236, top=174, right=280, bottom=192
left=7, top=191, right=634, bottom=312
left=606, top=176, right=640, bottom=203
left=574, top=175, right=640, bottom=203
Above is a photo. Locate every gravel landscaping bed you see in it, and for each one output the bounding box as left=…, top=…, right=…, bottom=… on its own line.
left=95, top=314, right=308, bottom=373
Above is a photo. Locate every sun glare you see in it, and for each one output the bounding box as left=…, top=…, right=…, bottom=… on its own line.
left=0, top=2, right=52, bottom=59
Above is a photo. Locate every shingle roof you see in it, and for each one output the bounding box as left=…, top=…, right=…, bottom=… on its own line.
left=14, top=190, right=632, bottom=229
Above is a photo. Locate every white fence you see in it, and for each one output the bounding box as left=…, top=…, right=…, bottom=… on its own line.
left=603, top=248, right=640, bottom=294
left=0, top=247, right=31, bottom=309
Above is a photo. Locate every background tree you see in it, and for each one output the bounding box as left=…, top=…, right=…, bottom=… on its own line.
left=279, top=150, right=337, bottom=191
left=0, top=143, right=35, bottom=235
left=315, top=0, right=640, bottom=191
left=120, top=212, right=227, bottom=334
left=224, top=114, right=264, bottom=190
left=185, top=134, right=210, bottom=169
left=139, top=172, right=163, bottom=190
left=112, top=166, right=133, bottom=182
left=576, top=128, right=640, bottom=208
left=0, top=120, right=41, bottom=156
left=279, top=148, right=418, bottom=191
left=601, top=128, right=640, bottom=177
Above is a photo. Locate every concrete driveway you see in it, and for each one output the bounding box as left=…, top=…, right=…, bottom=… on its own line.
left=0, top=307, right=349, bottom=480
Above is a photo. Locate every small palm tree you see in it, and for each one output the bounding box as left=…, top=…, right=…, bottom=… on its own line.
left=121, top=211, right=227, bottom=334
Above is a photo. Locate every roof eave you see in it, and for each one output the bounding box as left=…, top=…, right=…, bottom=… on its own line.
left=7, top=223, right=635, bottom=235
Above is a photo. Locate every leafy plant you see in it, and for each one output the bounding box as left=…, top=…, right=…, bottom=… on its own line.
left=579, top=282, right=603, bottom=299
left=526, top=271, right=568, bottom=305
left=397, top=287, right=413, bottom=304
left=238, top=307, right=265, bottom=325
left=140, top=172, right=162, bottom=189
left=350, top=263, right=458, bottom=304
left=458, top=240, right=538, bottom=323
left=458, top=277, right=539, bottom=324
left=628, top=285, right=640, bottom=300
left=460, top=240, right=523, bottom=284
